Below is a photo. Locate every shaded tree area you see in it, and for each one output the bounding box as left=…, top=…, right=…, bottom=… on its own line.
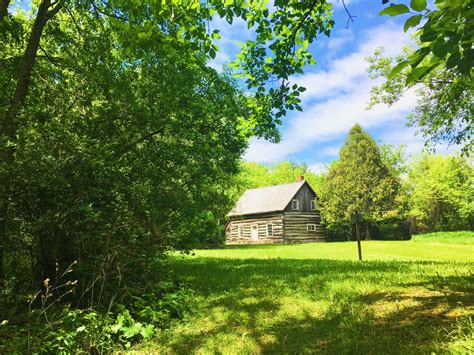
left=2, top=2, right=247, bottom=295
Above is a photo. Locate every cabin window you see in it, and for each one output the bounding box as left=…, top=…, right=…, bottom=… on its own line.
left=238, top=225, right=244, bottom=238
left=311, top=200, right=317, bottom=210
left=266, top=223, right=273, bottom=237
left=307, top=224, right=316, bottom=231
left=291, top=199, right=299, bottom=211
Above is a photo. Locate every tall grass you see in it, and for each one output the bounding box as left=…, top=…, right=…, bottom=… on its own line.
left=412, top=231, right=474, bottom=244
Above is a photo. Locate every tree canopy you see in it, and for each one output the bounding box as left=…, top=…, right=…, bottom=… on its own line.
left=0, top=0, right=336, bottom=296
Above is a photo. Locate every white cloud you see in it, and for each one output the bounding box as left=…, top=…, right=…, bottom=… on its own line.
left=318, top=145, right=341, bottom=158
left=292, top=22, right=410, bottom=101
left=244, top=22, right=417, bottom=164
left=380, top=127, right=461, bottom=158
left=327, top=28, right=354, bottom=52
left=379, top=128, right=426, bottom=156
left=308, top=162, right=329, bottom=174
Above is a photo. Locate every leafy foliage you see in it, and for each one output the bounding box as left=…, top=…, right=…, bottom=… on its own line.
left=379, top=0, right=473, bottom=79
left=0, top=274, right=193, bottom=353
left=371, top=0, right=473, bottom=153
left=0, top=0, right=338, bottom=297
left=407, top=154, right=473, bottom=232
left=367, top=48, right=473, bottom=153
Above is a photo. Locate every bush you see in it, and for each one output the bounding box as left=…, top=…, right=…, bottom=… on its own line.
left=324, top=219, right=411, bottom=241
left=0, top=278, right=194, bottom=353
left=371, top=219, right=412, bottom=240
left=324, top=222, right=354, bottom=242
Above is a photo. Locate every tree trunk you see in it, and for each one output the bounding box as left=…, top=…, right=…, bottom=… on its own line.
left=355, top=218, right=362, bottom=261
left=0, top=0, right=63, bottom=279
left=0, top=0, right=11, bottom=21
left=365, top=220, right=371, bottom=240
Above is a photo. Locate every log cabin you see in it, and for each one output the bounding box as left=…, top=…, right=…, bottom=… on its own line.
left=225, top=176, right=325, bottom=244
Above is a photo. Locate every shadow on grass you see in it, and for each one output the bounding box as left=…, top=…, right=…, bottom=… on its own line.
left=160, top=258, right=473, bottom=354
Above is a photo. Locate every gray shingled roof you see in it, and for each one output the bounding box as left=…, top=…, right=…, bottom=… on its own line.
left=228, top=181, right=305, bottom=217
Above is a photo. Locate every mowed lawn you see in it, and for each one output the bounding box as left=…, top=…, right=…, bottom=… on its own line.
left=140, top=232, right=474, bottom=354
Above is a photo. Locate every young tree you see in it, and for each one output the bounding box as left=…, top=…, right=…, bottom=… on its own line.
left=407, top=154, right=473, bottom=232
left=319, top=124, right=406, bottom=238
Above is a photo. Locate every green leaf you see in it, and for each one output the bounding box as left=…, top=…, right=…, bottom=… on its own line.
left=432, top=39, right=449, bottom=59
left=419, top=25, right=437, bottom=42
left=76, top=325, right=86, bottom=332
left=388, top=60, right=410, bottom=79
left=410, top=0, right=427, bottom=12
left=379, top=4, right=410, bottom=17
left=446, top=51, right=461, bottom=69
left=209, top=48, right=216, bottom=59
left=406, top=66, right=430, bottom=85
left=458, top=57, right=473, bottom=75
left=404, top=15, right=422, bottom=32
left=410, top=46, right=430, bottom=67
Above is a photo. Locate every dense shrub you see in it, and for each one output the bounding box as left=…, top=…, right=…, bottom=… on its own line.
left=324, top=219, right=411, bottom=241
left=0, top=279, right=194, bottom=353
left=371, top=219, right=411, bottom=240
left=324, top=222, right=354, bottom=242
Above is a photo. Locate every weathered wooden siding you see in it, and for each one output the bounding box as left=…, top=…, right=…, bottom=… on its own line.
left=226, top=213, right=284, bottom=244
left=283, top=212, right=325, bottom=243
left=283, top=183, right=317, bottom=213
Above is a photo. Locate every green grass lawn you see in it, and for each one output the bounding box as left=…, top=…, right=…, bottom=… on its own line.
left=139, top=232, right=474, bottom=354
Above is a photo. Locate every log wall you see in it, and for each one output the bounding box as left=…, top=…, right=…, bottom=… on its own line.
left=283, top=212, right=325, bottom=243
left=226, top=213, right=284, bottom=244
left=226, top=212, right=326, bottom=244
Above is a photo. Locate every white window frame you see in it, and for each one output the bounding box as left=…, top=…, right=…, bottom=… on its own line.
left=307, top=224, right=316, bottom=232
left=266, top=223, right=273, bottom=237
left=311, top=200, right=317, bottom=211
left=238, top=224, right=245, bottom=238
left=291, top=199, right=299, bottom=211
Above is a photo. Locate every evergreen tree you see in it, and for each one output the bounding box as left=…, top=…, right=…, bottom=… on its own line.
left=319, top=124, right=406, bottom=238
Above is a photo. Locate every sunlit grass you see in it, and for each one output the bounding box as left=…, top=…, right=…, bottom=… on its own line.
left=138, top=232, right=474, bottom=353
left=191, top=231, right=474, bottom=262
left=411, top=230, right=474, bottom=245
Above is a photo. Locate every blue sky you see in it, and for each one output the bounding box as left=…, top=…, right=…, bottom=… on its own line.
left=209, top=0, right=457, bottom=173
